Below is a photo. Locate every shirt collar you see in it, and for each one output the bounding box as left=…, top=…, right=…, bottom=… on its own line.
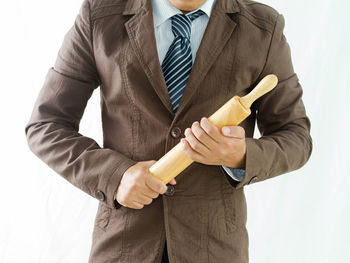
left=151, top=0, right=216, bottom=28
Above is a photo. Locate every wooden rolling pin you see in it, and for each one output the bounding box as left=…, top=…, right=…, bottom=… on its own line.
left=149, top=74, right=278, bottom=184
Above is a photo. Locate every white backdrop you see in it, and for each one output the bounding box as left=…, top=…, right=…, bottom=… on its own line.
left=1, top=0, right=349, bottom=262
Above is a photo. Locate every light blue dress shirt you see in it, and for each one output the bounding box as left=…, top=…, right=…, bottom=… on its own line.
left=151, top=0, right=245, bottom=182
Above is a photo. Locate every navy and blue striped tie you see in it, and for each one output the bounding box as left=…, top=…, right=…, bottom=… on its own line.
left=161, top=10, right=205, bottom=114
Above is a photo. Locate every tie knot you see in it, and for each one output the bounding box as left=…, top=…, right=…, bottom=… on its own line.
left=171, top=9, right=205, bottom=39
left=187, top=9, right=206, bottom=21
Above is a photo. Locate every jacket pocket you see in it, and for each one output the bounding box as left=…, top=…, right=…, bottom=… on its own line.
left=94, top=203, right=112, bottom=231
left=219, top=167, right=237, bottom=233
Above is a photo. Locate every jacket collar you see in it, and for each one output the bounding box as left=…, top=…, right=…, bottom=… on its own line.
left=151, top=0, right=216, bottom=28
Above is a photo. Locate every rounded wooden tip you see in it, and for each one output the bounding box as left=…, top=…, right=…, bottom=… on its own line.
left=264, top=74, right=278, bottom=91
left=239, top=74, right=278, bottom=109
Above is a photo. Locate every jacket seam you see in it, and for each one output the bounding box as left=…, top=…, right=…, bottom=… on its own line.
left=90, top=4, right=125, bottom=21
left=91, top=13, right=124, bottom=21
left=87, top=0, right=102, bottom=86
left=253, top=13, right=280, bottom=84
left=120, top=47, right=138, bottom=160
left=93, top=3, right=124, bottom=12
left=237, top=13, right=274, bottom=34
left=241, top=1, right=278, bottom=26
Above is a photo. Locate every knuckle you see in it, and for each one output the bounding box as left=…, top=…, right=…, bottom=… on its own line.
left=191, top=142, right=200, bottom=150
left=206, top=125, right=213, bottom=133
left=207, top=126, right=217, bottom=136
left=158, top=185, right=166, bottom=194
left=196, top=131, right=205, bottom=140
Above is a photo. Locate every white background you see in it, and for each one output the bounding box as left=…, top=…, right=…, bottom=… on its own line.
left=1, top=0, right=349, bottom=262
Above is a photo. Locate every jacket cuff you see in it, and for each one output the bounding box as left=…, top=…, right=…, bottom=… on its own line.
left=96, top=154, right=137, bottom=210
left=231, top=137, right=266, bottom=189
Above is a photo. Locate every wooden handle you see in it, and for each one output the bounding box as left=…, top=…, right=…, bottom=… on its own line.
left=149, top=74, right=278, bottom=184
left=239, top=74, right=278, bottom=109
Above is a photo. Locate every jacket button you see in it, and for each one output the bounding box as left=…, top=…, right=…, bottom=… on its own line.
left=171, top=127, right=181, bottom=138
left=248, top=176, right=258, bottom=185
left=96, top=190, right=105, bottom=201
left=164, top=185, right=175, bottom=196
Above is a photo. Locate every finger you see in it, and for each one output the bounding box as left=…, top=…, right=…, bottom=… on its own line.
left=142, top=187, right=160, bottom=199
left=135, top=194, right=153, bottom=205
left=180, top=138, right=205, bottom=162
left=199, top=117, right=223, bottom=142
left=169, top=178, right=176, bottom=185
left=128, top=201, right=144, bottom=210
left=190, top=121, right=218, bottom=150
left=184, top=127, right=211, bottom=155
left=221, top=126, right=245, bottom=138
left=145, top=175, right=167, bottom=194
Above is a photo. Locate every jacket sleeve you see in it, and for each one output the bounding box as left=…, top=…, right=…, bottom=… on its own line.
left=232, top=13, right=313, bottom=189
left=24, top=0, right=137, bottom=210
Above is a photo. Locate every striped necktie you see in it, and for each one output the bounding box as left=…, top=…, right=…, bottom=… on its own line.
left=161, top=10, right=205, bottom=114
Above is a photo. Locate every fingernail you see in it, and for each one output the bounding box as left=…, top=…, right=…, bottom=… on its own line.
left=222, top=127, right=230, bottom=134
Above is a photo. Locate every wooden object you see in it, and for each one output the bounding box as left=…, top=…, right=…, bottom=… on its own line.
left=149, top=74, right=278, bottom=184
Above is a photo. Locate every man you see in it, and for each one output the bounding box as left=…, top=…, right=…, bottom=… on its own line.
left=25, top=0, right=312, bottom=262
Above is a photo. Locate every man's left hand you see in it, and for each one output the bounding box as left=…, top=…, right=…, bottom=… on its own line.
left=180, top=117, right=246, bottom=168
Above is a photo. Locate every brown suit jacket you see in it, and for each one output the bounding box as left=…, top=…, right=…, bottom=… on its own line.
left=24, top=0, right=312, bottom=262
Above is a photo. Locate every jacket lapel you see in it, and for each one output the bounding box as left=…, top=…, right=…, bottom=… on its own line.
left=175, top=0, right=240, bottom=118
left=122, top=0, right=240, bottom=117
left=123, top=0, right=174, bottom=115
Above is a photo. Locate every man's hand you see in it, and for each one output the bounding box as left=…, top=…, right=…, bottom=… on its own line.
left=181, top=117, right=246, bottom=168
left=115, top=160, right=176, bottom=209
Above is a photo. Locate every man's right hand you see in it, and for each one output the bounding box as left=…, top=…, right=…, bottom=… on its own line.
left=115, top=160, right=176, bottom=209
